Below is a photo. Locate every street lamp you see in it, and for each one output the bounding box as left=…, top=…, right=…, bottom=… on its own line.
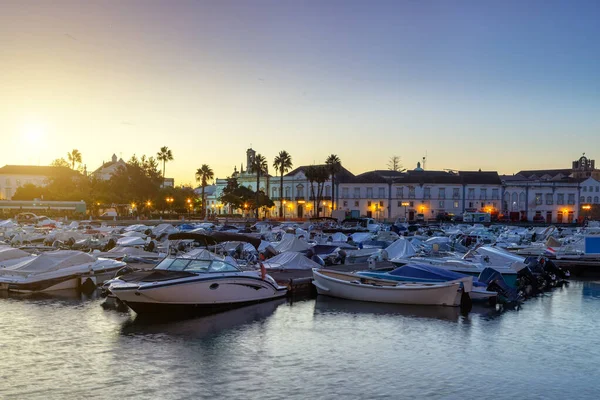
left=166, top=196, right=174, bottom=217
left=401, top=201, right=410, bottom=222
left=282, top=200, right=287, bottom=219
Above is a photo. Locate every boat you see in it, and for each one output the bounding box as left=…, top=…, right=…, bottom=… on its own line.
left=312, top=268, right=472, bottom=307
left=356, top=263, right=498, bottom=303
left=0, top=250, right=126, bottom=292
left=104, top=252, right=288, bottom=315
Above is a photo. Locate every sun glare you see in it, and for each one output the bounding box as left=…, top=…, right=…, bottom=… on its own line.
left=21, top=122, right=46, bottom=144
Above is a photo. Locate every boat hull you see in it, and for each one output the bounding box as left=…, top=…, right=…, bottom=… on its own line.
left=312, top=269, right=466, bottom=307
left=110, top=274, right=288, bottom=315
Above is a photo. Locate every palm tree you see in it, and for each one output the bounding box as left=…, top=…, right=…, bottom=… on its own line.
left=67, top=149, right=82, bottom=170
left=157, top=146, right=174, bottom=186
left=195, top=164, right=214, bottom=219
left=325, top=154, right=342, bottom=210
left=249, top=153, right=268, bottom=218
left=273, top=150, right=293, bottom=218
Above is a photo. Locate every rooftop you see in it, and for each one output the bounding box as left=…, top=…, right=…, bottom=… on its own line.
left=0, top=165, right=79, bottom=176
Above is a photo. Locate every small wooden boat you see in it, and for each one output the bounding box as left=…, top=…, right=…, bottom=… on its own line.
left=312, top=268, right=471, bottom=307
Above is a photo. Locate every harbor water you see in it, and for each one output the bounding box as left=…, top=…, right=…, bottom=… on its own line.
left=1, top=281, right=600, bottom=399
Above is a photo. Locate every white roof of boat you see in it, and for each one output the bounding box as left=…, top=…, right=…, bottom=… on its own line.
left=0, top=246, right=30, bottom=262
left=263, top=251, right=322, bottom=270
left=1, top=250, right=95, bottom=275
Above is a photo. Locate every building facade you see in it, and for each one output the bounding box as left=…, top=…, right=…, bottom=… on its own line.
left=207, top=152, right=599, bottom=222
left=92, top=154, right=127, bottom=181
left=0, top=165, right=78, bottom=200
left=337, top=164, right=503, bottom=221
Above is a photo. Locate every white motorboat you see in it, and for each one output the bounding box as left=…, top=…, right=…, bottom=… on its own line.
left=105, top=254, right=288, bottom=315
left=312, top=268, right=471, bottom=307
left=0, top=250, right=126, bottom=292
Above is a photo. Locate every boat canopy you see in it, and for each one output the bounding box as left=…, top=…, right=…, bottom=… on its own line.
left=0, top=250, right=95, bottom=275
left=273, top=234, right=310, bottom=253
left=0, top=246, right=30, bottom=262
left=263, top=251, right=322, bottom=270
left=385, top=238, right=416, bottom=259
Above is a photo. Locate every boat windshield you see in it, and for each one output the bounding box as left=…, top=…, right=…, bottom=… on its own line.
left=154, top=257, right=241, bottom=273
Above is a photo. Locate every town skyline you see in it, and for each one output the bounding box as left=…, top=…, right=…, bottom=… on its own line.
left=2, top=1, right=599, bottom=185
left=0, top=146, right=595, bottom=188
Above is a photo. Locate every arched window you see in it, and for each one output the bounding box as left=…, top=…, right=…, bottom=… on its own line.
left=272, top=187, right=278, bottom=198
left=594, top=196, right=599, bottom=204
left=518, top=192, right=525, bottom=209
left=580, top=196, right=585, bottom=203
left=587, top=196, right=592, bottom=203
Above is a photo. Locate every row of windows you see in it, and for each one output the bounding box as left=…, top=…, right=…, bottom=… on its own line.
left=534, top=193, right=578, bottom=205
left=582, top=186, right=600, bottom=192
left=337, top=187, right=501, bottom=200
left=336, top=200, right=497, bottom=210
left=271, top=185, right=330, bottom=198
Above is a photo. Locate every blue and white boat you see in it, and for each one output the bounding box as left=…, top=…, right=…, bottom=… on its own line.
left=357, top=263, right=497, bottom=303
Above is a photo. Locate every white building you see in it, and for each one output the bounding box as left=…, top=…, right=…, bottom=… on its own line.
left=0, top=165, right=78, bottom=200
left=92, top=154, right=127, bottom=181
left=337, top=163, right=503, bottom=221
left=501, top=155, right=600, bottom=223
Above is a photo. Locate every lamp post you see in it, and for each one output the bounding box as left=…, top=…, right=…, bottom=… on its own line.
left=582, top=204, right=592, bottom=225
left=401, top=201, right=410, bottom=222
left=166, top=196, right=174, bottom=218
left=282, top=200, right=287, bottom=220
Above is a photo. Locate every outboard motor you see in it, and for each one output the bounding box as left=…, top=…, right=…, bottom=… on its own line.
left=516, top=264, right=545, bottom=297
left=540, top=257, right=569, bottom=281
left=479, top=267, right=521, bottom=304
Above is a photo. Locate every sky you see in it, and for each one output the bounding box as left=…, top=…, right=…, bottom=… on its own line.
left=1, top=0, right=599, bottom=186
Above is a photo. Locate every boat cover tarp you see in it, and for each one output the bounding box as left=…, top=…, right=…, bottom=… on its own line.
left=117, top=236, right=147, bottom=247
left=385, top=238, right=416, bottom=259
left=0, top=250, right=95, bottom=275
left=389, top=263, right=487, bottom=288
left=307, top=244, right=340, bottom=256
left=0, top=246, right=31, bottom=262
left=273, top=234, right=310, bottom=253
left=350, top=232, right=372, bottom=243
left=330, top=232, right=348, bottom=242
left=262, top=251, right=322, bottom=270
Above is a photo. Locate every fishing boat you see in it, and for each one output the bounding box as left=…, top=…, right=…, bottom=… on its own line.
left=312, top=268, right=471, bottom=307
left=104, top=253, right=288, bottom=315
left=356, top=263, right=497, bottom=303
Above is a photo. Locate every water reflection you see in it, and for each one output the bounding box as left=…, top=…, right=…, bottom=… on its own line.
left=0, top=288, right=100, bottom=303
left=582, top=280, right=600, bottom=299
left=313, top=295, right=462, bottom=322
left=120, top=298, right=288, bottom=338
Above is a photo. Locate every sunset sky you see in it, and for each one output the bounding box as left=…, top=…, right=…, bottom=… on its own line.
left=1, top=0, right=599, bottom=186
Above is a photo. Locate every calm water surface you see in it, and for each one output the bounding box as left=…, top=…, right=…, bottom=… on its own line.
left=2, top=281, right=600, bottom=399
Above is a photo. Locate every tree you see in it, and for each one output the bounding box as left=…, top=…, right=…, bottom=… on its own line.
left=273, top=150, right=293, bottom=218
left=325, top=154, right=341, bottom=210
left=50, top=158, right=70, bottom=168
left=305, top=165, right=329, bottom=217
left=249, top=153, right=268, bottom=218
left=12, top=183, right=45, bottom=200
left=220, top=177, right=273, bottom=215
left=195, top=164, right=214, bottom=219
left=387, top=156, right=404, bottom=172
left=67, top=149, right=82, bottom=170
left=156, top=146, right=174, bottom=185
